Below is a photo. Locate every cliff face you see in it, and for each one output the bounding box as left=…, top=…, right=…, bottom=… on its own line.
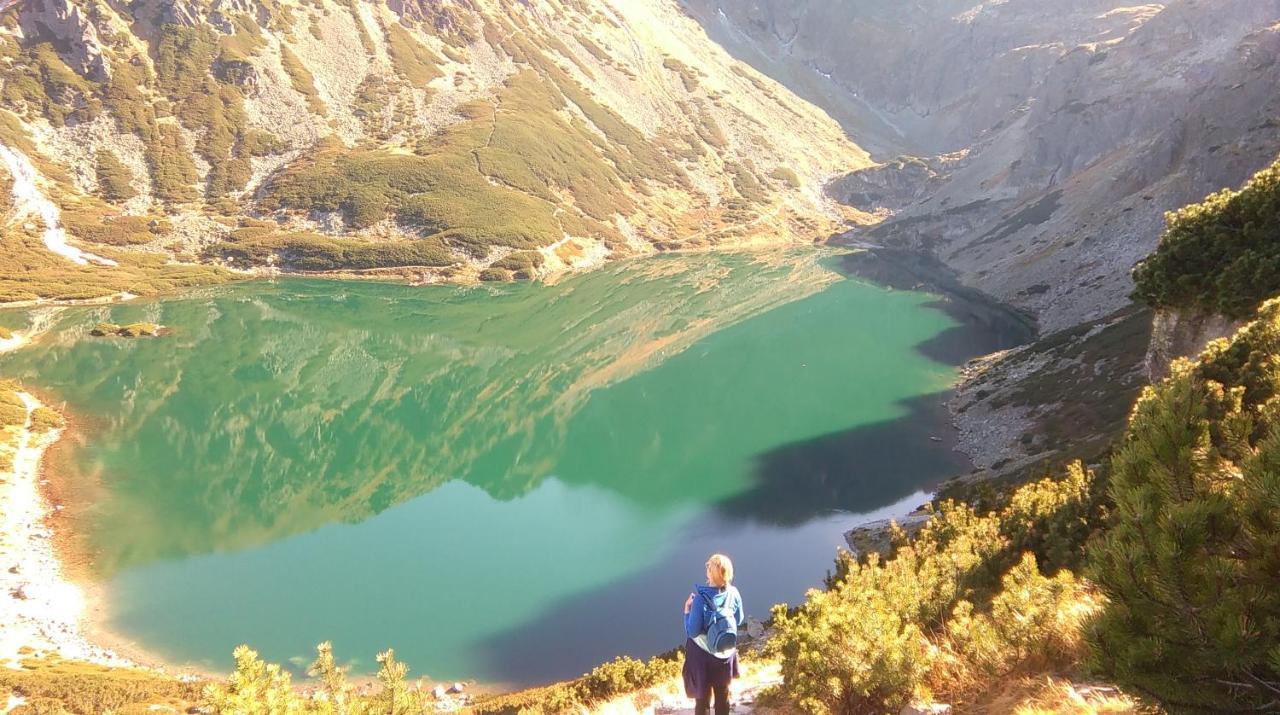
left=0, top=0, right=869, bottom=294
left=684, top=0, right=1147, bottom=155
left=1144, top=310, right=1244, bottom=381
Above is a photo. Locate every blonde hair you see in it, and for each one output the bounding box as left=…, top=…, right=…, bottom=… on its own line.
left=705, top=553, right=734, bottom=588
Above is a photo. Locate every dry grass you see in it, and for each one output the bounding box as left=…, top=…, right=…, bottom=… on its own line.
left=0, top=226, right=233, bottom=304
left=0, top=657, right=203, bottom=715
left=973, top=676, right=1159, bottom=715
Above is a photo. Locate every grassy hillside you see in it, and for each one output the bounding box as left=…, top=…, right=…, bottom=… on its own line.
left=0, top=0, right=869, bottom=300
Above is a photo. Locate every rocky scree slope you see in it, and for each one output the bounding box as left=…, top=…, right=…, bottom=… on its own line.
left=0, top=0, right=868, bottom=299
left=690, top=0, right=1280, bottom=481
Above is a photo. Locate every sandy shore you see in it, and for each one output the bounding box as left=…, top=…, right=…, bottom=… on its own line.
left=0, top=390, right=129, bottom=668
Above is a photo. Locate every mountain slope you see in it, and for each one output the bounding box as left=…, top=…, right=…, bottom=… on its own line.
left=690, top=0, right=1280, bottom=331
left=690, top=0, right=1280, bottom=480
left=0, top=0, right=868, bottom=298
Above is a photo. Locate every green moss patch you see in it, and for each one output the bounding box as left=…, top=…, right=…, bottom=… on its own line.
left=94, top=149, right=137, bottom=202
left=383, top=22, right=442, bottom=87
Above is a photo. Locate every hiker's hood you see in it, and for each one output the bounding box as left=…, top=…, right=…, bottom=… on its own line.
left=696, top=584, right=729, bottom=602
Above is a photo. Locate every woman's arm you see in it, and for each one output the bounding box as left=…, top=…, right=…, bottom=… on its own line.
left=684, top=595, right=703, bottom=638
left=735, top=590, right=745, bottom=627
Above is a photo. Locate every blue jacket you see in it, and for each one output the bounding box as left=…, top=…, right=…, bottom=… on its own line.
left=684, top=584, right=744, bottom=639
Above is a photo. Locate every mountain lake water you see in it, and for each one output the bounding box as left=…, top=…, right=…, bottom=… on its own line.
left=0, top=250, right=1021, bottom=687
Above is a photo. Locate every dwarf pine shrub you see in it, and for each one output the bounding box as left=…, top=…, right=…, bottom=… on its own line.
left=1133, top=153, right=1280, bottom=318
left=1088, top=299, right=1280, bottom=710
left=204, top=646, right=306, bottom=715
left=94, top=149, right=137, bottom=202
left=770, top=464, right=1103, bottom=714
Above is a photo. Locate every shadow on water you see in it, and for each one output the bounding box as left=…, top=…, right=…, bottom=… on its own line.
left=712, top=250, right=1033, bottom=526
left=466, top=483, right=924, bottom=687
left=465, top=395, right=962, bottom=686
left=717, top=391, right=962, bottom=526
left=835, top=248, right=1034, bottom=362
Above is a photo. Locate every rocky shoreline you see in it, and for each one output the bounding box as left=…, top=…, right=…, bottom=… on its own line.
left=0, top=389, right=127, bottom=668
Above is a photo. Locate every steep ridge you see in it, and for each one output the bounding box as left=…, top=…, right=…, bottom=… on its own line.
left=0, top=0, right=869, bottom=299
left=689, top=0, right=1280, bottom=479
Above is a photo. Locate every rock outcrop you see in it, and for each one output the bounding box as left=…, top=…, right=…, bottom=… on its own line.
left=17, top=0, right=109, bottom=80
left=1144, top=310, right=1245, bottom=381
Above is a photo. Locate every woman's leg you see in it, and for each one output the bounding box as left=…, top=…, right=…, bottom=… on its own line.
left=694, top=693, right=711, bottom=715
left=712, top=682, right=730, bottom=715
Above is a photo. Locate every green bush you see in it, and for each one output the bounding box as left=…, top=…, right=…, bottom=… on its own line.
left=470, top=652, right=679, bottom=714
left=1088, top=298, right=1280, bottom=710
left=770, top=463, right=1102, bottom=714
left=479, top=267, right=512, bottom=282
left=770, top=167, right=801, bottom=189
left=203, top=645, right=303, bottom=713
left=384, top=22, right=442, bottom=87
left=146, top=124, right=199, bottom=202
left=0, top=401, right=26, bottom=428
left=576, top=653, right=680, bottom=702
left=941, top=554, right=1098, bottom=690
left=119, top=322, right=160, bottom=337
left=29, top=407, right=63, bottom=434
left=209, top=229, right=458, bottom=271
left=1133, top=154, right=1280, bottom=317
left=0, top=43, right=98, bottom=127
left=728, top=162, right=768, bottom=203
left=94, top=149, right=137, bottom=202
left=63, top=211, right=169, bottom=246
left=491, top=250, right=545, bottom=274
left=0, top=229, right=233, bottom=304
left=203, top=643, right=423, bottom=714
left=280, top=45, right=325, bottom=115
left=260, top=140, right=563, bottom=247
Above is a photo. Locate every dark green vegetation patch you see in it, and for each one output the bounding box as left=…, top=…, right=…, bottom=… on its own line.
left=93, top=149, right=137, bottom=202
left=208, top=227, right=458, bottom=271
left=1133, top=154, right=1280, bottom=318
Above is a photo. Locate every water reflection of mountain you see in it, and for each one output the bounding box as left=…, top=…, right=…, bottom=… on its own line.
left=0, top=251, right=840, bottom=574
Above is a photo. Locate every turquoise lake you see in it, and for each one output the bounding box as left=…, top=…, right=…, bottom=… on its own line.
left=0, top=250, right=1016, bottom=686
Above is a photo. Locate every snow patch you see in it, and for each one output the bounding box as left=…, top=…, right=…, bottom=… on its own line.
left=0, top=144, right=118, bottom=267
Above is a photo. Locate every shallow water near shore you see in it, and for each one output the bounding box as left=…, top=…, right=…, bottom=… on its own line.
left=0, top=250, right=1016, bottom=686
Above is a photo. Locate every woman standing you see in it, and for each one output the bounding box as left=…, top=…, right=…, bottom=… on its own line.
left=682, top=553, right=745, bottom=715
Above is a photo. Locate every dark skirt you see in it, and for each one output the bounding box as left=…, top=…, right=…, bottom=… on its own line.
left=682, top=637, right=740, bottom=698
